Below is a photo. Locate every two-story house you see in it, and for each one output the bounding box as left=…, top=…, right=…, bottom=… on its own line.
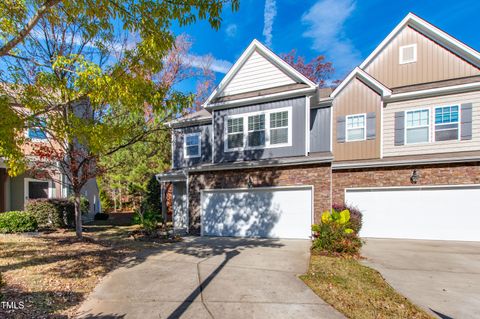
left=157, top=13, right=480, bottom=241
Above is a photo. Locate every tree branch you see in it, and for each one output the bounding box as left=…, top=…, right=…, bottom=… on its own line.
left=0, top=0, right=62, bottom=57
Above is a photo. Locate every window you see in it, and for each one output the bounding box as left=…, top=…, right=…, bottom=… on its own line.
left=399, top=44, right=417, bottom=64
left=435, top=105, right=459, bottom=141
left=184, top=133, right=201, bottom=158
left=406, top=109, right=429, bottom=144
left=227, top=117, right=244, bottom=149
left=28, top=118, right=47, bottom=140
left=224, top=107, right=291, bottom=151
left=346, top=114, right=366, bottom=141
left=247, top=114, right=265, bottom=147
left=270, top=111, right=289, bottom=145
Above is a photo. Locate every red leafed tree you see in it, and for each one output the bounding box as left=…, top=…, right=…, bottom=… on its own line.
left=280, top=50, right=334, bottom=87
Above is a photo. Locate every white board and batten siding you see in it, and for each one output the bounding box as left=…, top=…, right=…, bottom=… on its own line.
left=346, top=185, right=480, bottom=241
left=383, top=90, right=480, bottom=157
left=200, top=186, right=313, bottom=239
left=219, top=50, right=296, bottom=97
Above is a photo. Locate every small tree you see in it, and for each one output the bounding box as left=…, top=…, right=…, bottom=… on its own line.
left=145, top=175, right=162, bottom=215
left=280, top=50, right=334, bottom=86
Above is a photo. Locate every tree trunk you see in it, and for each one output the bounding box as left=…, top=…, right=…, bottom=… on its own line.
left=74, top=192, right=83, bottom=239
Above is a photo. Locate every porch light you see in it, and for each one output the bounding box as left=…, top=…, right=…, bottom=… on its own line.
left=410, top=169, right=419, bottom=184
left=247, top=176, right=254, bottom=188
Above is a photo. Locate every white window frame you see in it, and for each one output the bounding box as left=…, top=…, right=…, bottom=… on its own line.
left=399, top=44, right=417, bottom=65
left=224, top=107, right=292, bottom=152
left=434, top=104, right=461, bottom=142
left=24, top=178, right=54, bottom=201
left=184, top=132, right=201, bottom=159
left=405, top=108, right=430, bottom=145
left=345, top=113, right=366, bottom=142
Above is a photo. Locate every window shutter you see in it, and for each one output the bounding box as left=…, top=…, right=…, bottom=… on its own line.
left=461, top=103, right=473, bottom=140
left=394, top=111, right=405, bottom=146
left=336, top=116, right=346, bottom=143
left=366, top=112, right=376, bottom=140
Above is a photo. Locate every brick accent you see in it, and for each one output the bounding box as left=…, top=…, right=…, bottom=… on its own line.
left=188, top=163, right=332, bottom=234
left=332, top=162, right=480, bottom=204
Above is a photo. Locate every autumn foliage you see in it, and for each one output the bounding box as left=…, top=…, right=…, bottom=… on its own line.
left=280, top=50, right=334, bottom=87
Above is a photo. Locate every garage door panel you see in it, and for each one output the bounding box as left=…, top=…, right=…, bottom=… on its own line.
left=346, top=186, right=480, bottom=241
left=202, top=187, right=312, bottom=239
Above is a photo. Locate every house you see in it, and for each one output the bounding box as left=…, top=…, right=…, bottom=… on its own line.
left=0, top=103, right=101, bottom=217
left=157, top=13, right=480, bottom=241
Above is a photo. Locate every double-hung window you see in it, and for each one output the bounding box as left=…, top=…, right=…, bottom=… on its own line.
left=435, top=105, right=459, bottom=141
left=247, top=114, right=266, bottom=147
left=270, top=111, right=289, bottom=145
left=184, top=133, right=201, bottom=158
left=28, top=118, right=47, bottom=140
left=346, top=114, right=366, bottom=141
left=227, top=117, right=244, bottom=149
left=406, top=109, right=429, bottom=144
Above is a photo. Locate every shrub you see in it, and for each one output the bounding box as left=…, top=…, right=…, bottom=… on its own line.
left=132, top=209, right=163, bottom=236
left=25, top=199, right=75, bottom=229
left=311, top=209, right=362, bottom=255
left=332, top=203, right=363, bottom=233
left=99, top=188, right=113, bottom=212
left=69, top=196, right=90, bottom=215
left=94, top=213, right=109, bottom=220
left=0, top=211, right=38, bottom=233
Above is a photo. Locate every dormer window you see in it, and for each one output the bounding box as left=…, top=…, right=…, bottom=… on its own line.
left=399, top=44, right=417, bottom=64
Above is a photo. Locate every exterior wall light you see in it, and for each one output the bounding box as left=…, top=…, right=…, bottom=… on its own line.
left=247, top=176, right=254, bottom=188
left=410, top=169, right=419, bottom=184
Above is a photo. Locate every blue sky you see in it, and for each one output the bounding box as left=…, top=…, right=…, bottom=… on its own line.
left=173, top=0, right=480, bottom=94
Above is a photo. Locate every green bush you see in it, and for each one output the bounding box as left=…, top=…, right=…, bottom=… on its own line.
left=69, top=196, right=90, bottom=214
left=25, top=199, right=75, bottom=228
left=0, top=211, right=38, bottom=233
left=311, top=209, right=362, bottom=255
left=99, top=188, right=113, bottom=212
left=132, top=209, right=163, bottom=236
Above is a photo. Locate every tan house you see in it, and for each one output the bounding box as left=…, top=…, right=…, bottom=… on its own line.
left=157, top=13, right=480, bottom=242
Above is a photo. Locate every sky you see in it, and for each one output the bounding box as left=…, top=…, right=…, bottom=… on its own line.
left=172, top=0, right=480, bottom=93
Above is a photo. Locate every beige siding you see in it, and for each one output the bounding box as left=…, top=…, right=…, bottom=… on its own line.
left=333, top=78, right=381, bottom=161
left=219, top=50, right=296, bottom=97
left=383, top=91, right=480, bottom=156
left=364, top=26, right=480, bottom=88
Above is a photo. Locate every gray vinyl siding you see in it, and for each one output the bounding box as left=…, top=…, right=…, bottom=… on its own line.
left=10, top=174, right=25, bottom=211
left=173, top=124, right=212, bottom=169
left=213, top=97, right=307, bottom=163
left=310, top=106, right=331, bottom=152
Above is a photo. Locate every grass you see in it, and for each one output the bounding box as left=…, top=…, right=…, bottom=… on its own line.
left=0, top=214, right=173, bottom=318
left=300, top=254, right=434, bottom=319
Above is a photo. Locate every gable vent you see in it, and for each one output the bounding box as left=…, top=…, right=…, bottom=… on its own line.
left=399, top=44, right=417, bottom=64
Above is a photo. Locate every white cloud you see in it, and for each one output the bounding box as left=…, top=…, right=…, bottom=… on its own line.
left=225, top=24, right=238, bottom=38
left=262, top=0, right=277, bottom=47
left=302, top=0, right=361, bottom=77
left=187, top=54, right=233, bottom=74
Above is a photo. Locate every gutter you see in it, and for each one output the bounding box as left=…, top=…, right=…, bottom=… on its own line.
left=333, top=155, right=480, bottom=170
left=167, top=117, right=212, bottom=128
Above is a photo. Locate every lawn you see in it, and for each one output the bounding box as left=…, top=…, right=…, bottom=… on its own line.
left=300, top=255, right=433, bottom=319
left=0, top=214, right=170, bottom=318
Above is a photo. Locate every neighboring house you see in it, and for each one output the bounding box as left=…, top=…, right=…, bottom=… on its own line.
left=157, top=12, right=480, bottom=242
left=0, top=104, right=101, bottom=217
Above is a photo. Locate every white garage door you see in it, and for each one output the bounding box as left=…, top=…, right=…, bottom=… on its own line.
left=201, top=186, right=312, bottom=239
left=345, top=185, right=480, bottom=241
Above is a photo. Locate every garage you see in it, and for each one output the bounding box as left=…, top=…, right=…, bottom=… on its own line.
left=345, top=185, right=480, bottom=241
left=201, top=186, right=312, bottom=239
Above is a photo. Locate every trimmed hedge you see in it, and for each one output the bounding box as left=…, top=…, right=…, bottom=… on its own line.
left=0, top=211, right=38, bottom=233
left=25, top=199, right=75, bottom=229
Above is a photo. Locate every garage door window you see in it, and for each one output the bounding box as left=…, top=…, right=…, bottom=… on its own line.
left=406, top=109, right=429, bottom=144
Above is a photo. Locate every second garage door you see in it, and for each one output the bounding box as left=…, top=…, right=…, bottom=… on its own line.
left=201, top=186, right=312, bottom=239
left=345, top=185, right=480, bottom=241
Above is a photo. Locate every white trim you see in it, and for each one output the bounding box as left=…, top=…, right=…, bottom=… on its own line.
left=203, top=39, right=316, bottom=107
left=387, top=82, right=480, bottom=102
left=433, top=104, right=461, bottom=142
left=224, top=107, right=293, bottom=152
left=360, top=13, right=480, bottom=70
left=24, top=178, right=53, bottom=201
left=380, top=100, right=384, bottom=158
left=184, top=132, right=201, bottom=159
left=331, top=67, right=391, bottom=98
left=399, top=44, right=417, bottom=64
left=345, top=184, right=480, bottom=193
left=212, top=110, right=215, bottom=164
left=405, top=108, right=431, bottom=145
left=200, top=185, right=314, bottom=238
left=345, top=113, right=367, bottom=142
left=305, top=97, right=310, bottom=155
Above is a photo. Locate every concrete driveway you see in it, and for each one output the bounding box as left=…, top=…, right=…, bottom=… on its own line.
left=362, top=239, right=480, bottom=319
left=77, top=237, right=344, bottom=319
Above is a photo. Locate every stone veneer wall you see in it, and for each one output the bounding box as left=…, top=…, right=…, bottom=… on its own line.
left=188, top=163, right=332, bottom=234
left=332, top=162, right=480, bottom=204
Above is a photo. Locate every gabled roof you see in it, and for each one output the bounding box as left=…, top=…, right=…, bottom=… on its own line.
left=331, top=67, right=391, bottom=98
left=167, top=109, right=212, bottom=128
left=203, top=39, right=317, bottom=107
left=360, top=12, right=480, bottom=70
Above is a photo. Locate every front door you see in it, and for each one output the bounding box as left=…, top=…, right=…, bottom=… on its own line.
left=27, top=180, right=50, bottom=200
